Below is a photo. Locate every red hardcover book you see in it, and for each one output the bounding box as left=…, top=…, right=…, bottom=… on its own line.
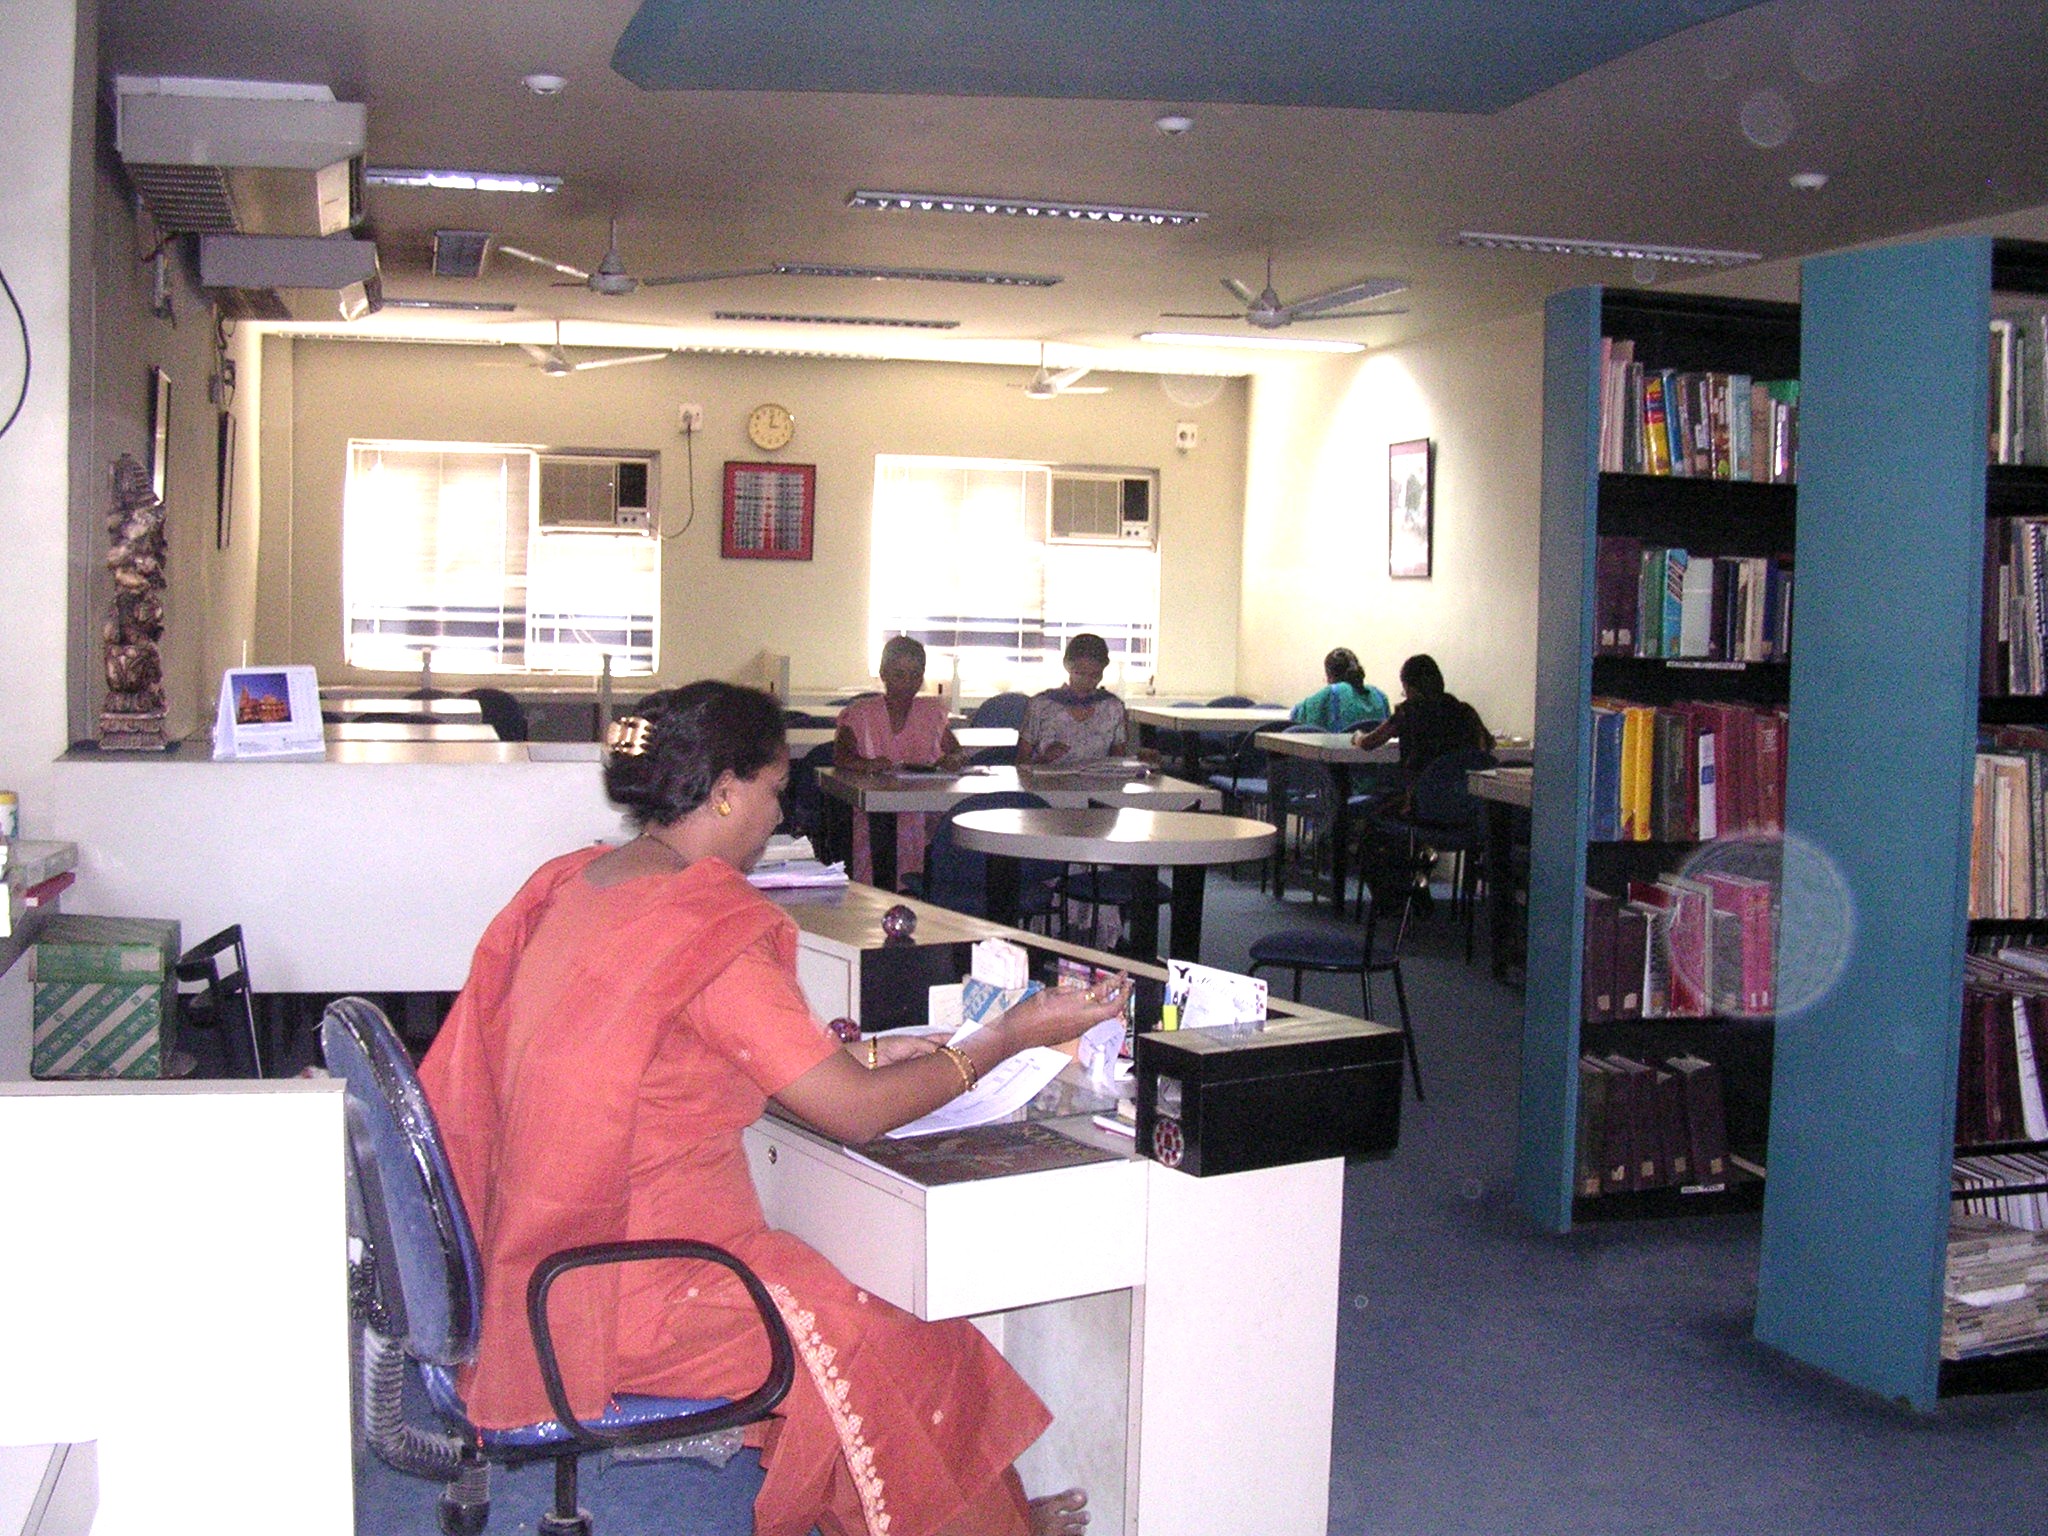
left=1595, top=536, right=1644, bottom=656
left=1604, top=1055, right=1664, bottom=1188
left=1582, top=888, right=1618, bottom=1022
left=1667, top=1053, right=1730, bottom=1186
left=1612, top=903, right=1650, bottom=1019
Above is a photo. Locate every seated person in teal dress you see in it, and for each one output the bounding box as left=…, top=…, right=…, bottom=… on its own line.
left=1290, top=647, right=1391, bottom=731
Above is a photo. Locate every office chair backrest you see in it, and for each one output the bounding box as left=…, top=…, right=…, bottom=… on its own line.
left=1205, top=694, right=1255, bottom=708
left=970, top=691, right=1031, bottom=729
left=1409, top=746, right=1495, bottom=830
left=463, top=687, right=529, bottom=742
left=322, top=996, right=480, bottom=1370
left=174, top=924, right=263, bottom=1078
left=923, top=790, right=1054, bottom=915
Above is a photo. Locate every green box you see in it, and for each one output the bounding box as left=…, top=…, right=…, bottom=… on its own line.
left=32, top=916, right=180, bottom=1079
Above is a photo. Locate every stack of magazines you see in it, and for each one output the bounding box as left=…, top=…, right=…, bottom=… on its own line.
left=746, top=834, right=849, bottom=890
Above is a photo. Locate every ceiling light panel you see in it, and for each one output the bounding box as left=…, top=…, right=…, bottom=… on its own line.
left=1451, top=231, right=1760, bottom=267
left=1139, top=331, right=1364, bottom=354
left=847, top=190, right=1204, bottom=226
left=364, top=167, right=562, bottom=194
left=713, top=311, right=960, bottom=329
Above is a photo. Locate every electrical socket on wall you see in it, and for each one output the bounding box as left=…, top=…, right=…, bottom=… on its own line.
left=1175, top=421, right=1198, bottom=451
left=679, top=403, right=706, bottom=433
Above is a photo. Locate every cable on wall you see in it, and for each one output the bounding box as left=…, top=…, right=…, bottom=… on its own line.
left=0, top=262, right=32, bottom=442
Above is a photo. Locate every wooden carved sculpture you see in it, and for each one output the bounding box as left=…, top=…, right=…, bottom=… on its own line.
left=99, top=453, right=169, bottom=750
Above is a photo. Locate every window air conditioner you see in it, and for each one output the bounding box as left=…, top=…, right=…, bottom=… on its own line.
left=537, top=452, right=658, bottom=533
left=1047, top=468, right=1158, bottom=547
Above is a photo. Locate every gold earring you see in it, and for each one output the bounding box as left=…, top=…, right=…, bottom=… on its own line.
left=716, top=800, right=731, bottom=817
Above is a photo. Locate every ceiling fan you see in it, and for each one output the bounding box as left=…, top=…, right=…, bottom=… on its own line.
left=1163, top=255, right=1408, bottom=330
left=1021, top=343, right=1108, bottom=399
left=497, top=216, right=706, bottom=297
left=514, top=320, right=672, bottom=377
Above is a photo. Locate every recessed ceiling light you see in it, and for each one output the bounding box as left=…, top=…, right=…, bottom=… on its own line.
left=712, top=311, right=961, bottom=329
left=1139, top=331, right=1365, bottom=354
left=1153, top=113, right=1194, bottom=136
left=521, top=73, right=567, bottom=97
left=1790, top=171, right=1830, bottom=192
left=1450, top=231, right=1760, bottom=267
left=768, top=262, right=1059, bottom=287
left=847, top=190, right=1205, bottom=226
left=365, top=167, right=562, bottom=194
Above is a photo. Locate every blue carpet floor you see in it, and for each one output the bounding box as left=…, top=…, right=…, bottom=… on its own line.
left=356, top=875, right=2048, bottom=1534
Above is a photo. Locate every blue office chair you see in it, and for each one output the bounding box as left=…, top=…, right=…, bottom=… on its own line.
left=463, top=687, right=530, bottom=742
left=1248, top=890, right=1424, bottom=1100
left=969, top=691, right=1031, bottom=730
left=908, top=790, right=1060, bottom=927
left=323, top=997, right=793, bottom=1536
left=1364, top=746, right=1495, bottom=960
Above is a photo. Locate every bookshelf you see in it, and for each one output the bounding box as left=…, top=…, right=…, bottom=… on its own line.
left=1758, top=236, right=2048, bottom=1409
left=1517, top=286, right=1799, bottom=1233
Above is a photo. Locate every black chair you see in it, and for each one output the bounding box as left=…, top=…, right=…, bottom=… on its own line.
left=1365, top=747, right=1496, bottom=961
left=1247, top=890, right=1424, bottom=1099
left=322, top=997, right=793, bottom=1536
left=174, top=924, right=264, bottom=1078
left=463, top=687, right=530, bottom=742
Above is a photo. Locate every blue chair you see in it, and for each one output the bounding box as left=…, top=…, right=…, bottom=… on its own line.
left=323, top=997, right=793, bottom=1536
left=463, top=687, right=530, bottom=742
left=969, top=691, right=1031, bottom=730
left=1247, top=890, right=1424, bottom=1099
left=908, top=790, right=1060, bottom=927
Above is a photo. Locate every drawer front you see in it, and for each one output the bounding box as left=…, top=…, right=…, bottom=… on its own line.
left=745, top=1124, right=926, bottom=1313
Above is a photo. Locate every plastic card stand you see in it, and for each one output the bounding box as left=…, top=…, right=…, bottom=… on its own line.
left=212, top=665, right=325, bottom=761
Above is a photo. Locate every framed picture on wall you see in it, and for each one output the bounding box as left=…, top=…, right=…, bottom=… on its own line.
left=148, top=366, right=171, bottom=503
left=1389, top=437, right=1433, bottom=580
left=722, top=460, right=816, bottom=560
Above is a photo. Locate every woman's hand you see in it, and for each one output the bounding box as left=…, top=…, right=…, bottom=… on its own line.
left=995, top=975, right=1133, bottom=1052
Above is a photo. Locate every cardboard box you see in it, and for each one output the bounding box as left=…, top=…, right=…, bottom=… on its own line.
left=32, top=915, right=181, bottom=1079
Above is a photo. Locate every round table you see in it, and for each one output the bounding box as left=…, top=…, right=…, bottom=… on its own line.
left=949, top=807, right=1276, bottom=961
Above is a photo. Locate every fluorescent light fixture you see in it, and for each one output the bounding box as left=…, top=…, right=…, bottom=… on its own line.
left=1451, top=231, right=1760, bottom=267
left=769, top=262, right=1060, bottom=287
left=713, top=311, right=960, bottom=329
left=848, top=190, right=1204, bottom=226
left=1139, top=330, right=1365, bottom=354
left=364, top=166, right=562, bottom=194
left=383, top=297, right=517, bottom=312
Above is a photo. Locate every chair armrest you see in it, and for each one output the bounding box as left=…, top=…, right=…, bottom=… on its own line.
left=525, top=1238, right=796, bottom=1452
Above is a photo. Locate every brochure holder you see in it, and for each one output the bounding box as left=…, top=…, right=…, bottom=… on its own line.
left=212, top=666, right=326, bottom=760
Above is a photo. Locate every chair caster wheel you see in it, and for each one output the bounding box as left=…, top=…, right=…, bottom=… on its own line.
left=437, top=1493, right=489, bottom=1535
left=538, top=1510, right=593, bottom=1536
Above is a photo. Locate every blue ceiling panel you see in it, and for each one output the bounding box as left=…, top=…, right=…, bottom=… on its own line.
left=613, top=0, right=1765, bottom=113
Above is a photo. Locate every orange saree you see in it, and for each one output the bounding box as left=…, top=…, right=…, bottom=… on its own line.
left=419, top=848, right=1050, bottom=1536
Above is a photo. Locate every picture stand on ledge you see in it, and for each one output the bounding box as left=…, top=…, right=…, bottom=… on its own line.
left=1389, top=437, right=1433, bottom=580
left=722, top=461, right=816, bottom=560
left=212, top=665, right=325, bottom=760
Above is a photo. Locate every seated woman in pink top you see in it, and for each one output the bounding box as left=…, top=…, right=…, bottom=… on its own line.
left=834, top=635, right=965, bottom=886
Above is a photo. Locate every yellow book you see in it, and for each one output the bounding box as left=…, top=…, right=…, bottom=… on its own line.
left=1620, top=705, right=1656, bottom=840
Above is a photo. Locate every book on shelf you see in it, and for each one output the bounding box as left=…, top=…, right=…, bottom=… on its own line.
left=1586, top=698, right=1788, bottom=843
left=1582, top=888, right=1618, bottom=1022
left=1597, top=351, right=1800, bottom=481
left=1574, top=1050, right=1732, bottom=1198
left=1593, top=539, right=1793, bottom=663
left=1968, top=742, right=2048, bottom=919
left=1942, top=1211, right=2048, bottom=1360
left=1986, top=312, right=2048, bottom=468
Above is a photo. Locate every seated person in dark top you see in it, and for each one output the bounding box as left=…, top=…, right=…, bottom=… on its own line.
left=1353, top=653, right=1492, bottom=805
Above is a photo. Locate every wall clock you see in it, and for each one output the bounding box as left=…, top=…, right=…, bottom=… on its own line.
left=746, top=402, right=795, bottom=451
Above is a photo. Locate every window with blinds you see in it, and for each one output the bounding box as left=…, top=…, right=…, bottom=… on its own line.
left=344, top=441, right=658, bottom=675
left=869, top=455, right=1158, bottom=694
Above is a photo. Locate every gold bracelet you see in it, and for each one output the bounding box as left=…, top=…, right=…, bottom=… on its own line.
left=866, top=1039, right=878, bottom=1069
left=939, top=1045, right=979, bottom=1093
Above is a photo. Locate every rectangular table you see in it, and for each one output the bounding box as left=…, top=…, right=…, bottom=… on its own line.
left=1254, top=733, right=1535, bottom=909
left=321, top=696, right=482, bottom=723
left=784, top=725, right=1016, bottom=755
left=1126, top=704, right=1292, bottom=781
left=818, top=765, right=1221, bottom=891
left=1468, top=765, right=1532, bottom=980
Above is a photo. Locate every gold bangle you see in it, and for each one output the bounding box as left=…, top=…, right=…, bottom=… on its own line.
left=866, top=1039, right=878, bottom=1069
left=939, top=1045, right=979, bottom=1093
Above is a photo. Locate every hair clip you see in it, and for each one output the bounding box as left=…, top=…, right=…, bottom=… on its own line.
left=606, top=715, right=651, bottom=757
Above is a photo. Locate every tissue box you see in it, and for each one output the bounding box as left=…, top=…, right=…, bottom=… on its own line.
left=32, top=915, right=182, bottom=1079
left=1134, top=1016, right=1404, bottom=1177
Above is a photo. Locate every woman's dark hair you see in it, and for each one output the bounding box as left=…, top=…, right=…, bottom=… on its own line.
left=879, top=634, right=926, bottom=672
left=1399, top=653, right=1447, bottom=698
left=1324, top=646, right=1367, bottom=692
left=1063, top=632, right=1111, bottom=668
left=604, top=680, right=787, bottom=830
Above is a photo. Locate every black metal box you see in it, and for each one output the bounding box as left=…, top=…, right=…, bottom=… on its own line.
left=1133, top=1016, right=1404, bottom=1177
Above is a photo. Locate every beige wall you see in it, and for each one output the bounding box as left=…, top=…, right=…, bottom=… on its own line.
left=1238, top=313, right=1545, bottom=736
left=264, top=339, right=1249, bottom=699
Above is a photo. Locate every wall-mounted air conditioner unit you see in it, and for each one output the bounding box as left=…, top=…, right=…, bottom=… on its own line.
left=197, top=234, right=381, bottom=322
left=1048, top=467, right=1158, bottom=547
left=114, top=75, right=366, bottom=237
left=537, top=452, right=658, bottom=533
